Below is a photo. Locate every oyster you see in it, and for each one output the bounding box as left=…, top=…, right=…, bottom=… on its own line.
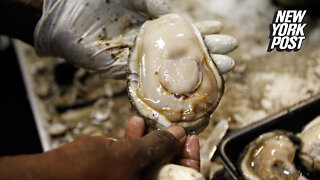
left=156, top=164, right=205, bottom=180
left=239, top=131, right=301, bottom=180
left=298, top=116, right=320, bottom=172
left=127, top=14, right=225, bottom=134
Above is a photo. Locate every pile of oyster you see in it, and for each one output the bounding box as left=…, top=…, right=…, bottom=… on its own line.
left=18, top=42, right=135, bottom=149
left=239, top=116, right=320, bottom=180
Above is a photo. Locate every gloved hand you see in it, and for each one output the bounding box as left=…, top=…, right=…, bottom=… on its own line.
left=34, top=0, right=237, bottom=79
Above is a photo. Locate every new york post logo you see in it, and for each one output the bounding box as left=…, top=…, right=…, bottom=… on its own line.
left=267, top=10, right=307, bottom=52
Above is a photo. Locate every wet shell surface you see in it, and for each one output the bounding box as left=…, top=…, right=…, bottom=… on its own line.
left=298, top=116, right=320, bottom=172
left=239, top=131, right=301, bottom=180
left=127, top=14, right=224, bottom=134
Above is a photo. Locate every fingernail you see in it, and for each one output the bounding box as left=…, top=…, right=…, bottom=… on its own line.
left=131, top=116, right=144, bottom=122
left=128, top=116, right=145, bottom=128
left=186, top=135, right=200, bottom=150
left=166, top=126, right=186, bottom=140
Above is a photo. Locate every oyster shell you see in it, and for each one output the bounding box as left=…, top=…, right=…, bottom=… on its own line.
left=239, top=131, right=301, bottom=180
left=156, top=164, right=205, bottom=180
left=127, top=14, right=224, bottom=134
left=298, top=116, right=320, bottom=172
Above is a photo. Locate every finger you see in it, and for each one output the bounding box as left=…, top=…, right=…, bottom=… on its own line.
left=176, top=135, right=200, bottom=171
left=210, top=54, right=235, bottom=74
left=145, top=0, right=170, bottom=17
left=125, top=116, right=145, bottom=140
left=195, top=21, right=222, bottom=35
left=124, top=0, right=170, bottom=18
left=204, top=34, right=238, bottom=54
left=133, top=126, right=186, bottom=169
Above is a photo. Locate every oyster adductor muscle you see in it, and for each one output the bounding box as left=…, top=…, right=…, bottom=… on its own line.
left=127, top=14, right=224, bottom=134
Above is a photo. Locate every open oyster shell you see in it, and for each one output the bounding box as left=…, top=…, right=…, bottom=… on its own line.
left=127, top=14, right=224, bottom=134
left=239, top=130, right=301, bottom=180
left=298, top=116, right=320, bottom=172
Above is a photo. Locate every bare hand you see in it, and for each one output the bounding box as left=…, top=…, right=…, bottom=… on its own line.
left=125, top=116, right=200, bottom=171
left=0, top=116, right=200, bottom=180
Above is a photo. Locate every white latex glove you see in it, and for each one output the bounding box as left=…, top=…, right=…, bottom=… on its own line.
left=34, top=0, right=237, bottom=79
left=194, top=21, right=237, bottom=74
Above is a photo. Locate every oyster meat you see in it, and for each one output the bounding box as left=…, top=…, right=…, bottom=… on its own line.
left=298, top=116, right=320, bottom=172
left=128, top=14, right=224, bottom=134
left=239, top=131, right=301, bottom=180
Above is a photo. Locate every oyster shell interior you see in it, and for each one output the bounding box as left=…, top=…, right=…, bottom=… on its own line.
left=128, top=14, right=224, bottom=134
left=298, top=116, right=320, bottom=172
left=239, top=131, right=301, bottom=180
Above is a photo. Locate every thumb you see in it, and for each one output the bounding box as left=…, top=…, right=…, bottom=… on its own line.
left=132, top=126, right=186, bottom=171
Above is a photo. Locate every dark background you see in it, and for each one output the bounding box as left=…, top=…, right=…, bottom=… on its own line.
left=0, top=39, right=42, bottom=156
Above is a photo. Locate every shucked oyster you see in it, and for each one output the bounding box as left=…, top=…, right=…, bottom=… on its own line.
left=128, top=14, right=232, bottom=134
left=239, top=131, right=301, bottom=180
left=298, top=116, right=320, bottom=172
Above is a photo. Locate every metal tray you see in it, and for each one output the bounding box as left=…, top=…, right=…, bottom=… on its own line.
left=218, top=93, right=320, bottom=180
left=14, top=40, right=52, bottom=151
